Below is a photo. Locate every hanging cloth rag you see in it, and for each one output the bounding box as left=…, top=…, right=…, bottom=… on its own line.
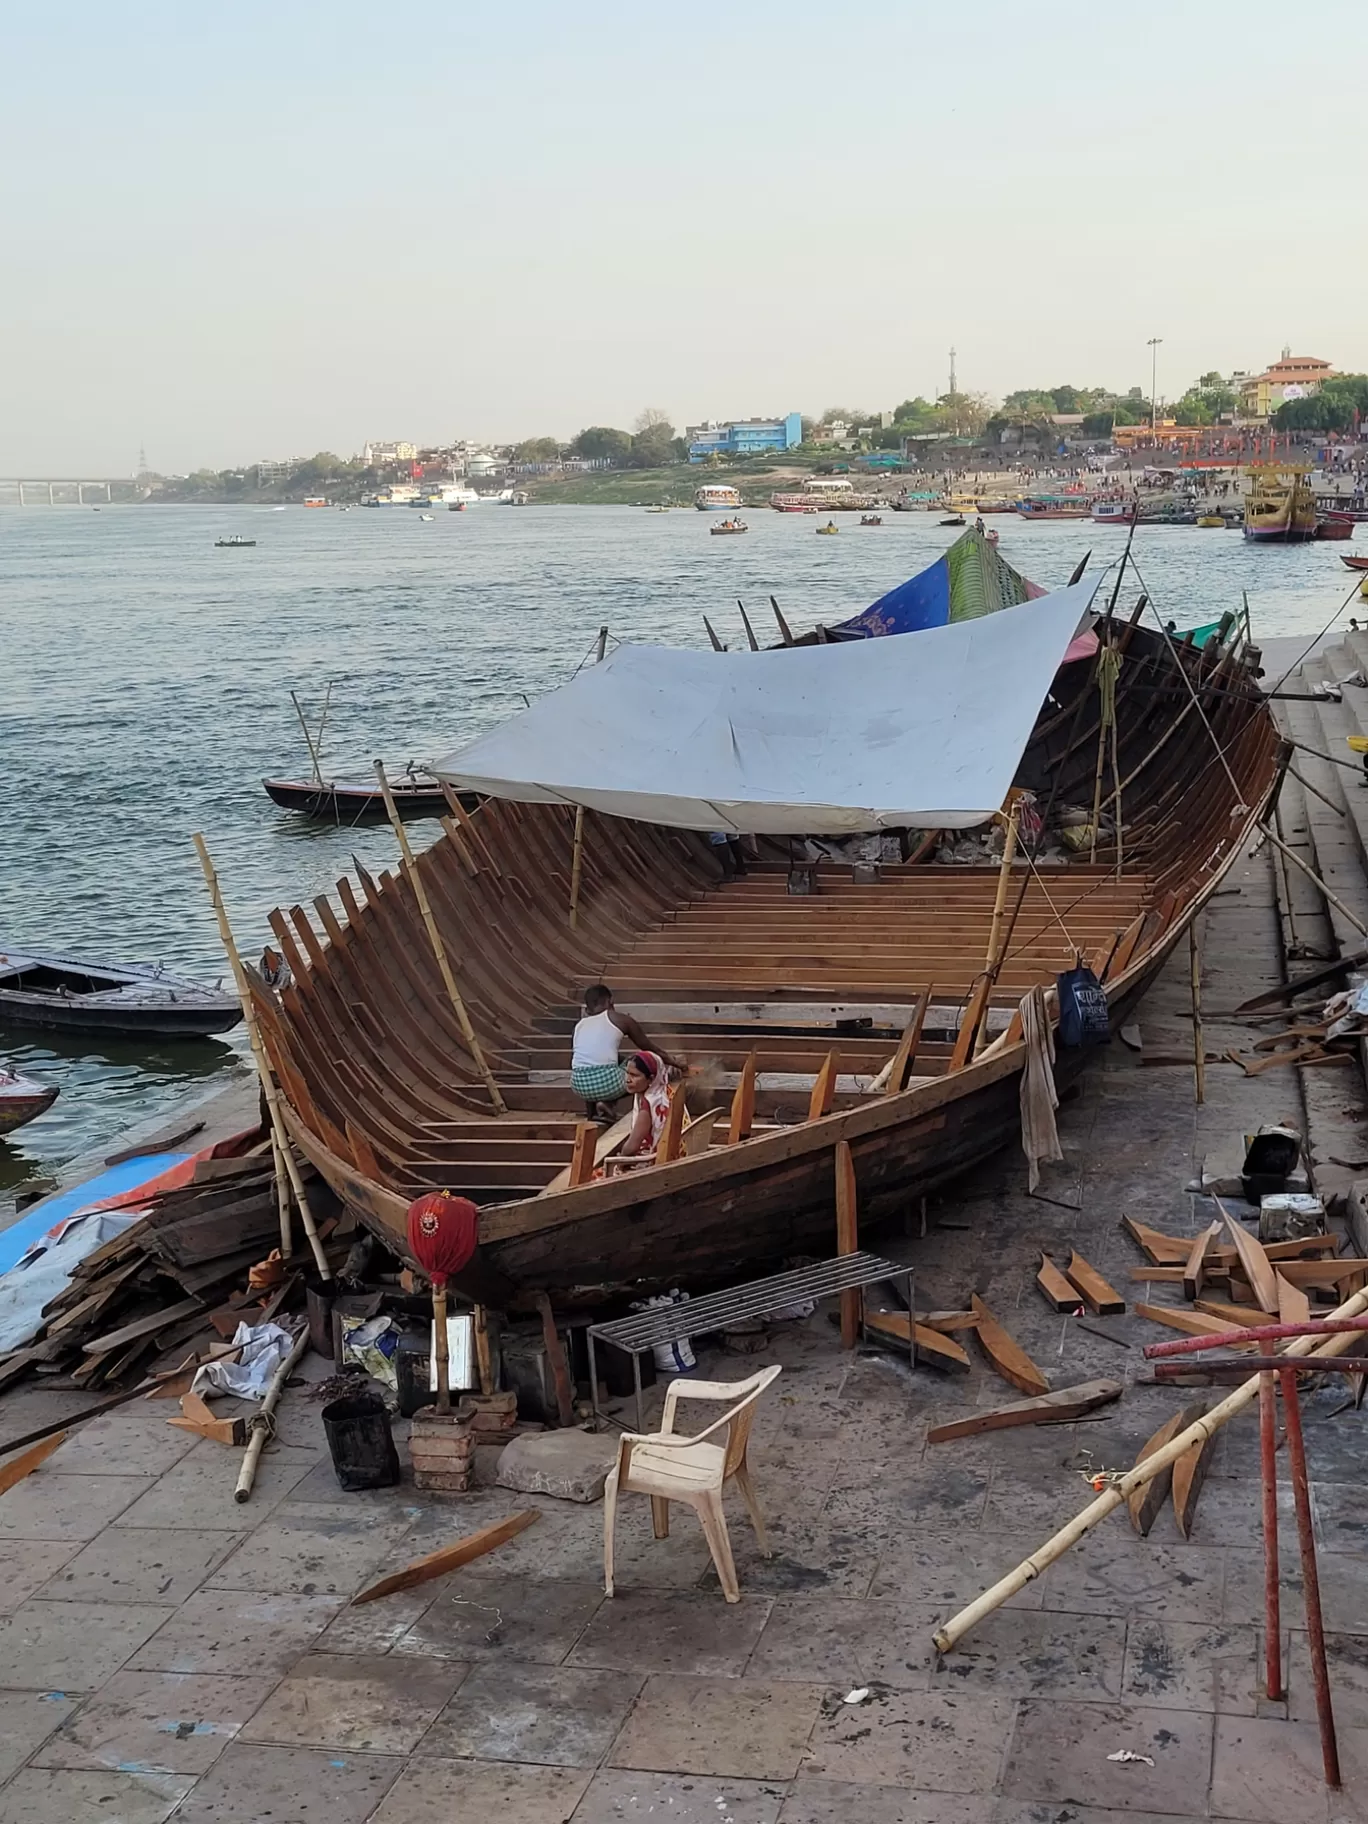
left=1019, top=984, right=1063, bottom=1192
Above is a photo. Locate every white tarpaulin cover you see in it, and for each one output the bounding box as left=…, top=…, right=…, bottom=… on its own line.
left=432, top=577, right=1098, bottom=834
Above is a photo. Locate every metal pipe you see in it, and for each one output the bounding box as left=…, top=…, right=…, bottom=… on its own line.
left=1279, top=1365, right=1340, bottom=1787
left=1146, top=1315, right=1368, bottom=1357
left=1259, top=1372, right=1283, bottom=1701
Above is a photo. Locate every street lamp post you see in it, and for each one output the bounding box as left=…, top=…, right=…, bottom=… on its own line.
left=1147, top=337, right=1163, bottom=432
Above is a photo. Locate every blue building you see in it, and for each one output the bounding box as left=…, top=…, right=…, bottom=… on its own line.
left=687, top=413, right=803, bottom=462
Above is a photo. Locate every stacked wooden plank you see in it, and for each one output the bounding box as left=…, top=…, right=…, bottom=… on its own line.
left=0, top=1151, right=338, bottom=1395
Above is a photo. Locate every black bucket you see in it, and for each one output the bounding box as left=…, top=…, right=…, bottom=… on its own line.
left=321, top=1393, right=401, bottom=1492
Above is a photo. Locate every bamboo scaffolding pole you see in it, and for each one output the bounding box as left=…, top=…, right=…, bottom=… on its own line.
left=932, top=1276, right=1368, bottom=1654
left=1189, top=921, right=1205, bottom=1106
left=373, top=760, right=506, bottom=1113
left=270, top=1131, right=293, bottom=1257
left=290, top=687, right=327, bottom=786
left=568, top=626, right=609, bottom=930
left=192, top=834, right=330, bottom=1280
left=973, top=800, right=1021, bottom=1059
left=1282, top=1365, right=1341, bottom=1787
left=235, top=1325, right=309, bottom=1502
left=1258, top=819, right=1368, bottom=942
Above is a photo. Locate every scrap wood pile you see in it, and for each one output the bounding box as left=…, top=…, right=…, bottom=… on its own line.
left=0, top=1149, right=345, bottom=1396
left=1221, top=972, right=1368, bottom=1076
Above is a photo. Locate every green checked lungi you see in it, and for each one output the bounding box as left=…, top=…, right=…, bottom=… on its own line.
left=571, top=1062, right=628, bottom=1102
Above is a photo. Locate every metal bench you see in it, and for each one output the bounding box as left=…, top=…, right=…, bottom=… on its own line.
left=587, top=1249, right=915, bottom=1431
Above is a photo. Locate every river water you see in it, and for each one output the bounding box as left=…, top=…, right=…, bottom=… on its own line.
left=0, top=501, right=1358, bottom=1202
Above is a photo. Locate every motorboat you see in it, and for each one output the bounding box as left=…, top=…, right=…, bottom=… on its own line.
left=0, top=1065, right=58, bottom=1136
left=215, top=536, right=256, bottom=548
left=815, top=522, right=840, bottom=535
left=709, top=518, right=749, bottom=536
left=860, top=515, right=883, bottom=527
left=939, top=515, right=966, bottom=527
left=0, top=948, right=241, bottom=1039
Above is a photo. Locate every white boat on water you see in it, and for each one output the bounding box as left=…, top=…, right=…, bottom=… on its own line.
left=695, top=484, right=742, bottom=513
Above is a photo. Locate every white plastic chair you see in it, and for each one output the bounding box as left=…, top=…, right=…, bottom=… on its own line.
left=602, top=1363, right=782, bottom=1603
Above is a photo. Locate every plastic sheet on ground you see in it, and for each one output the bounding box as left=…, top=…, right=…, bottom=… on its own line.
left=192, top=1321, right=296, bottom=1400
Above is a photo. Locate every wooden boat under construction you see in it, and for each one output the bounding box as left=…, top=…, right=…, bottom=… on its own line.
left=249, top=601, right=1281, bottom=1310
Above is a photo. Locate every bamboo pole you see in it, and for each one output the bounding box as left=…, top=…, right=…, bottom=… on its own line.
left=1189, top=921, right=1205, bottom=1106
left=1259, top=1372, right=1283, bottom=1701
left=568, top=626, right=609, bottom=930
left=373, top=760, right=506, bottom=1113
left=235, top=1325, right=309, bottom=1502
left=973, top=800, right=1021, bottom=1058
left=290, top=689, right=325, bottom=786
left=433, top=1284, right=451, bottom=1413
left=270, top=1131, right=293, bottom=1257
left=192, top=834, right=330, bottom=1280
left=932, top=1275, right=1368, bottom=1654
left=1282, top=1366, right=1341, bottom=1787
left=1259, top=820, right=1368, bottom=941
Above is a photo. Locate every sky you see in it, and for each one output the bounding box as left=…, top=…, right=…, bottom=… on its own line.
left=2, top=1, right=1366, bottom=475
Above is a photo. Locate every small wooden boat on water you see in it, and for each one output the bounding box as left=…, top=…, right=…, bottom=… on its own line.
left=0, top=949, right=241, bottom=1039
left=0, top=1066, right=58, bottom=1136
left=262, top=774, right=466, bottom=821
left=939, top=515, right=967, bottom=527
left=1316, top=513, right=1355, bottom=541
left=710, top=518, right=749, bottom=536
left=248, top=594, right=1278, bottom=1310
left=860, top=515, right=883, bottom=527
left=1340, top=555, right=1368, bottom=572
left=215, top=536, right=256, bottom=548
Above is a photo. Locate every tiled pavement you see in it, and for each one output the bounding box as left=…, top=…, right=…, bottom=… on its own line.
left=1, top=852, right=1367, bottom=1821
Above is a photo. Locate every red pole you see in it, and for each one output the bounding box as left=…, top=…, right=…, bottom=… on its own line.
left=1259, top=1372, right=1283, bottom=1701
left=1279, top=1366, right=1340, bottom=1787
left=1145, top=1315, right=1368, bottom=1358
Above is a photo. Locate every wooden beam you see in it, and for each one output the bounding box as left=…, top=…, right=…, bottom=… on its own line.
left=1183, top=1222, right=1222, bottom=1302
left=1172, top=1427, right=1218, bottom=1539
left=1038, top=1253, right=1082, bottom=1313
left=569, top=1122, right=598, bottom=1187
left=835, top=1141, right=860, bottom=1350
left=807, top=1052, right=837, bottom=1121
left=971, top=1295, right=1049, bottom=1396
left=1128, top=1401, right=1207, bottom=1536
left=863, top=1309, right=970, bottom=1373
left=166, top=1392, right=246, bottom=1447
left=1195, top=1297, right=1275, bottom=1327
left=1220, top=1207, right=1279, bottom=1314
left=919, top=1311, right=981, bottom=1333
left=727, top=1053, right=756, bottom=1144
left=1136, top=1302, right=1251, bottom=1342
left=1121, top=1216, right=1192, bottom=1265
left=0, top=1432, right=66, bottom=1494
left=1065, top=1250, right=1126, bottom=1316
left=1276, top=1272, right=1312, bottom=1328
left=352, top=1511, right=539, bottom=1604
left=927, top=1379, right=1122, bottom=1445
left=883, top=988, right=931, bottom=1097
left=657, top=1083, right=688, bottom=1165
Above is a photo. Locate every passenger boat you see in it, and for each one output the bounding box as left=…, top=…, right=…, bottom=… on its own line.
left=709, top=518, right=748, bottom=536
left=0, top=949, right=241, bottom=1039
left=0, top=1066, right=58, bottom=1136
left=1016, top=496, right=1093, bottom=520
left=214, top=536, right=256, bottom=548
left=262, top=773, right=462, bottom=821
left=1244, top=466, right=1318, bottom=542
left=695, top=484, right=743, bottom=513
left=860, top=516, right=882, bottom=527
left=1092, top=498, right=1135, bottom=525
left=247, top=590, right=1278, bottom=1308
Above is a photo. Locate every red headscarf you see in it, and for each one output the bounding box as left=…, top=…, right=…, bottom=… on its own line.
left=405, top=1191, right=479, bottom=1288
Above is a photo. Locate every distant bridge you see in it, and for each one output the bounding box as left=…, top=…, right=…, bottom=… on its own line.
left=0, top=477, right=144, bottom=505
